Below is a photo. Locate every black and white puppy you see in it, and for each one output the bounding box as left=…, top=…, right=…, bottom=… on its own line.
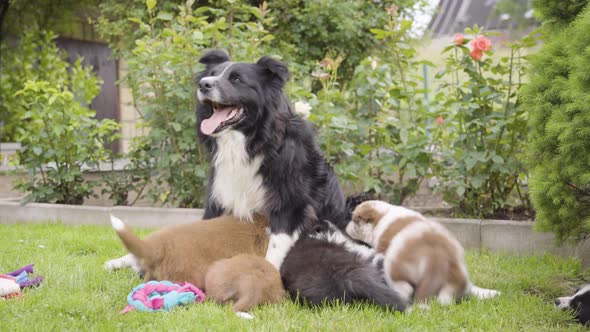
left=196, top=50, right=347, bottom=269
left=280, top=220, right=407, bottom=312
left=556, top=284, right=590, bottom=325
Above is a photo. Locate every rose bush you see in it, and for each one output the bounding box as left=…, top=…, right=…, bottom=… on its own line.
left=431, top=25, right=537, bottom=218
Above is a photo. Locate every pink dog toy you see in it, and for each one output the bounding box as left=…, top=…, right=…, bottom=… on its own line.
left=120, top=280, right=205, bottom=314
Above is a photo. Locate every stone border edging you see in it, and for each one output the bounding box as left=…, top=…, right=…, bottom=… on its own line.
left=434, top=217, right=590, bottom=267
left=0, top=201, right=587, bottom=267
left=0, top=201, right=203, bottom=229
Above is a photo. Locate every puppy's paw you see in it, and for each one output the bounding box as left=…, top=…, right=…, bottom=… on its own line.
left=104, top=253, right=137, bottom=271
left=103, top=258, right=120, bottom=271
left=470, top=285, right=501, bottom=299
left=481, top=289, right=501, bottom=299
left=236, top=311, right=254, bottom=320
left=405, top=303, right=430, bottom=314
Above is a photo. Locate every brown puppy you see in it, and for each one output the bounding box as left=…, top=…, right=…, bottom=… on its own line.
left=346, top=200, right=500, bottom=305
left=105, top=214, right=268, bottom=289
left=205, top=254, right=285, bottom=319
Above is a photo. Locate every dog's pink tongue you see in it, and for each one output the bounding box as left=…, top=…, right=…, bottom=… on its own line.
left=200, top=108, right=232, bottom=136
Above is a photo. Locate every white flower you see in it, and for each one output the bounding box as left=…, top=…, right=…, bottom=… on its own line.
left=371, top=59, right=378, bottom=70
left=294, top=101, right=312, bottom=119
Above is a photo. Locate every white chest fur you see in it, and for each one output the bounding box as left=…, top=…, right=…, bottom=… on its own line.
left=211, top=130, right=267, bottom=220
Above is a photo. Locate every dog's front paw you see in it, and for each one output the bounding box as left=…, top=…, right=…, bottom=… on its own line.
left=236, top=311, right=254, bottom=320
left=470, top=285, right=501, bottom=299
left=103, top=258, right=120, bottom=271
left=104, top=253, right=138, bottom=271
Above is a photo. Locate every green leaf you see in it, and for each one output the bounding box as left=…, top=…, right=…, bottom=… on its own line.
left=406, top=163, right=417, bottom=178
left=465, top=157, right=477, bottom=170
left=171, top=122, right=182, bottom=132
left=399, top=20, right=413, bottom=31
left=192, top=30, right=203, bottom=40
left=157, top=12, right=173, bottom=21
left=146, top=0, right=157, bottom=12
left=456, top=185, right=466, bottom=196
left=471, top=175, right=484, bottom=189
left=128, top=17, right=143, bottom=25
left=492, top=155, right=504, bottom=164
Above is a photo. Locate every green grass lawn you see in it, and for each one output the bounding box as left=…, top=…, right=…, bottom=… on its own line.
left=0, top=223, right=588, bottom=331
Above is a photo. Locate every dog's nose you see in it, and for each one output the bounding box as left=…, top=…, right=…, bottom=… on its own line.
left=199, top=78, right=215, bottom=91
left=555, top=299, right=560, bottom=306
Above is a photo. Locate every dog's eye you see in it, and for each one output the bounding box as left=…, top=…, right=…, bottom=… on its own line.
left=231, top=75, right=241, bottom=83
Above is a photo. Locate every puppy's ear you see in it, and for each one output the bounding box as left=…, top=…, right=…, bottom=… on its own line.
left=257, top=56, right=289, bottom=87
left=352, top=204, right=376, bottom=225
left=199, top=50, right=231, bottom=67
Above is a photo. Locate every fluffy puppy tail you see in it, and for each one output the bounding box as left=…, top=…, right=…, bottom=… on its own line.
left=110, top=215, right=148, bottom=260
left=349, top=267, right=407, bottom=312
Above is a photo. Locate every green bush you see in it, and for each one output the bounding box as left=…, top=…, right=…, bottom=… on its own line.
left=431, top=26, right=536, bottom=218
left=96, top=0, right=424, bottom=83
left=14, top=76, right=118, bottom=205
left=98, top=138, right=152, bottom=206
left=121, top=0, right=273, bottom=207
left=268, top=0, right=389, bottom=82
left=301, top=10, right=438, bottom=204
left=532, top=0, right=588, bottom=29
left=1, top=30, right=118, bottom=204
left=521, top=7, right=590, bottom=242
left=1, top=31, right=69, bottom=141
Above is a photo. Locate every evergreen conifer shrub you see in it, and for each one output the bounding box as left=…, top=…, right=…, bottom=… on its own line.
left=532, top=0, right=588, bottom=28
left=521, top=6, right=590, bottom=242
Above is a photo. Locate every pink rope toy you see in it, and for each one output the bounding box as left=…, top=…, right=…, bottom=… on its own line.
left=120, top=280, right=206, bottom=314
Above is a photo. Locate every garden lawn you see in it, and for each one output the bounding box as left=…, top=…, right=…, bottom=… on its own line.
left=0, top=223, right=588, bottom=331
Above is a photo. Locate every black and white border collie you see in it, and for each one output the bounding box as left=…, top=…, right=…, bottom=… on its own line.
left=556, top=284, right=590, bottom=325
left=196, top=50, right=347, bottom=269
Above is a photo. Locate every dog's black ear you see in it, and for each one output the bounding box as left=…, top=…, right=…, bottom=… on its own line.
left=257, top=56, right=289, bottom=86
left=199, top=50, right=230, bottom=67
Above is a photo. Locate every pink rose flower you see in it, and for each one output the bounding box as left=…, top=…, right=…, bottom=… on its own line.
left=470, top=36, right=492, bottom=52
left=453, top=34, right=464, bottom=46
left=437, top=116, right=444, bottom=125
left=470, top=49, right=483, bottom=61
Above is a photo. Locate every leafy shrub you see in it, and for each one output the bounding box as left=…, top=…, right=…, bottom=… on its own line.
left=268, top=0, right=389, bottom=82
left=304, top=9, right=438, bottom=204
left=98, top=136, right=152, bottom=206
left=121, top=0, right=273, bottom=207
left=431, top=26, right=536, bottom=218
left=1, top=31, right=70, bottom=141
left=95, top=0, right=423, bottom=83
left=521, top=6, right=590, bottom=242
left=348, top=10, right=438, bottom=204
left=14, top=75, right=118, bottom=204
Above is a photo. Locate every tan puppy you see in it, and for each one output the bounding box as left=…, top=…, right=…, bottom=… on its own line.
left=105, top=214, right=268, bottom=289
left=346, top=200, right=500, bottom=305
left=205, top=254, right=285, bottom=319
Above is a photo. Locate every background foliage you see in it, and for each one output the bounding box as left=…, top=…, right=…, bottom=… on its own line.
left=268, top=0, right=390, bottom=82
left=12, top=55, right=118, bottom=204
left=6, top=0, right=587, bottom=247
left=432, top=26, right=536, bottom=219
left=531, top=0, right=588, bottom=29
left=305, top=8, right=438, bottom=205
left=1, top=31, right=74, bottom=141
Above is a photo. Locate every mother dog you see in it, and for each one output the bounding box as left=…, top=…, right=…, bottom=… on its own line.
left=196, top=50, right=347, bottom=269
